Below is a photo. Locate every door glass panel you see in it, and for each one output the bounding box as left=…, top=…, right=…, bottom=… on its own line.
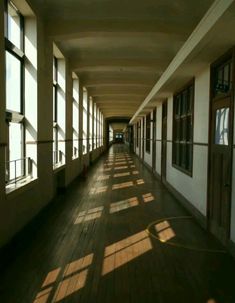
left=215, top=107, right=229, bottom=145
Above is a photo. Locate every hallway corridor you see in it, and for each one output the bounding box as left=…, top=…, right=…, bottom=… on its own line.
left=0, top=144, right=235, bottom=303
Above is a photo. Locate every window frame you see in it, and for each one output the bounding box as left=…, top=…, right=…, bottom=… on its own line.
left=53, top=56, right=60, bottom=165
left=172, top=80, right=194, bottom=176
left=5, top=0, right=27, bottom=184
left=72, top=77, right=79, bottom=159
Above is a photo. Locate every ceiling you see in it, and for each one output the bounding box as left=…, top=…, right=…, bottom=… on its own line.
left=29, top=0, right=215, bottom=119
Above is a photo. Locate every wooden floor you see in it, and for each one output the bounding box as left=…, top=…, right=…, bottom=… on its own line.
left=1, top=144, right=235, bottom=303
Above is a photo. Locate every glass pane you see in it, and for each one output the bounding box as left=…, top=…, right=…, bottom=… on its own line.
left=9, top=122, right=23, bottom=179
left=53, top=86, right=56, bottom=121
left=181, top=91, right=187, bottom=115
left=187, top=86, right=193, bottom=113
left=215, top=107, right=229, bottom=145
left=7, top=3, right=21, bottom=49
left=186, top=116, right=192, bottom=142
left=53, top=57, right=57, bottom=82
left=6, top=51, right=21, bottom=112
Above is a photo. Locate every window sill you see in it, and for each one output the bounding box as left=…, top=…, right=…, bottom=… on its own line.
left=53, top=163, right=65, bottom=172
left=72, top=156, right=79, bottom=161
left=6, top=177, right=38, bottom=197
left=172, top=163, right=192, bottom=177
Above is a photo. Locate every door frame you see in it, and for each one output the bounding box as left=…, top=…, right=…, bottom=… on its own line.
left=142, top=118, right=145, bottom=160
left=161, top=100, right=168, bottom=183
left=152, top=108, right=156, bottom=172
left=207, top=48, right=235, bottom=243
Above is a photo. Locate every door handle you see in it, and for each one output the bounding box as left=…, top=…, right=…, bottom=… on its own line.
left=224, top=183, right=230, bottom=187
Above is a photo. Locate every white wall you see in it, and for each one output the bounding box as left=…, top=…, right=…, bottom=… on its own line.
left=166, top=68, right=210, bottom=216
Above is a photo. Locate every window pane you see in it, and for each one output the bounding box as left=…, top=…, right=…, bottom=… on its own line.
left=215, top=107, right=229, bottom=145
left=9, top=122, right=23, bottom=179
left=6, top=51, right=21, bottom=112
left=7, top=3, right=21, bottom=49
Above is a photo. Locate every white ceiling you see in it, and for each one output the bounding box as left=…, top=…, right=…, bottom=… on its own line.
left=29, top=0, right=215, bottom=118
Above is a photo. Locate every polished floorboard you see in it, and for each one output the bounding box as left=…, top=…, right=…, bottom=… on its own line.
left=0, top=144, right=235, bottom=303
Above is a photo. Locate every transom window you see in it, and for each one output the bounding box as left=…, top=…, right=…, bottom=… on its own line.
left=173, top=82, right=194, bottom=175
left=213, top=58, right=233, bottom=97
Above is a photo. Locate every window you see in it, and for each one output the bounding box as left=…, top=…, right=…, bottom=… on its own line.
left=109, top=125, right=114, bottom=142
left=5, top=1, right=28, bottom=184
left=93, top=103, right=97, bottom=149
left=72, top=77, right=79, bottom=159
left=213, top=58, right=233, bottom=97
left=53, top=54, right=66, bottom=167
left=89, top=97, right=93, bottom=152
left=173, top=82, right=194, bottom=174
left=101, top=113, right=104, bottom=146
left=97, top=108, right=100, bottom=148
left=82, top=88, right=88, bottom=154
left=53, top=57, right=59, bottom=164
left=145, top=113, right=151, bottom=153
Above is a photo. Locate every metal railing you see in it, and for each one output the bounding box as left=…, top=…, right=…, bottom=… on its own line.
left=5, top=157, right=32, bottom=185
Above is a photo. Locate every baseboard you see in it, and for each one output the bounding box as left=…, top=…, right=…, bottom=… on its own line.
left=133, top=151, right=207, bottom=229
left=165, top=181, right=207, bottom=229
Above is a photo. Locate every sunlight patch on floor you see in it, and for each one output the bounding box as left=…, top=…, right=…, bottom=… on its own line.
left=102, top=230, right=152, bottom=275
left=110, top=197, right=139, bottom=213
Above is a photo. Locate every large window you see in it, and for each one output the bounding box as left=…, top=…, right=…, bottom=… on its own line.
left=5, top=1, right=26, bottom=184
left=82, top=88, right=88, bottom=154
left=89, top=97, right=93, bottom=152
left=101, top=113, right=104, bottom=146
left=53, top=57, right=59, bottom=164
left=145, top=113, right=151, bottom=153
left=97, top=108, right=100, bottom=148
left=93, top=103, right=97, bottom=149
left=173, top=82, right=194, bottom=175
left=109, top=125, right=114, bottom=143
left=72, top=77, right=79, bottom=159
left=53, top=54, right=66, bottom=167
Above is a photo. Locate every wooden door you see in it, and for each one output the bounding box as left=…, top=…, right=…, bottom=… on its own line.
left=208, top=96, right=233, bottom=244
left=161, top=101, right=167, bottom=183
left=152, top=109, right=156, bottom=172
